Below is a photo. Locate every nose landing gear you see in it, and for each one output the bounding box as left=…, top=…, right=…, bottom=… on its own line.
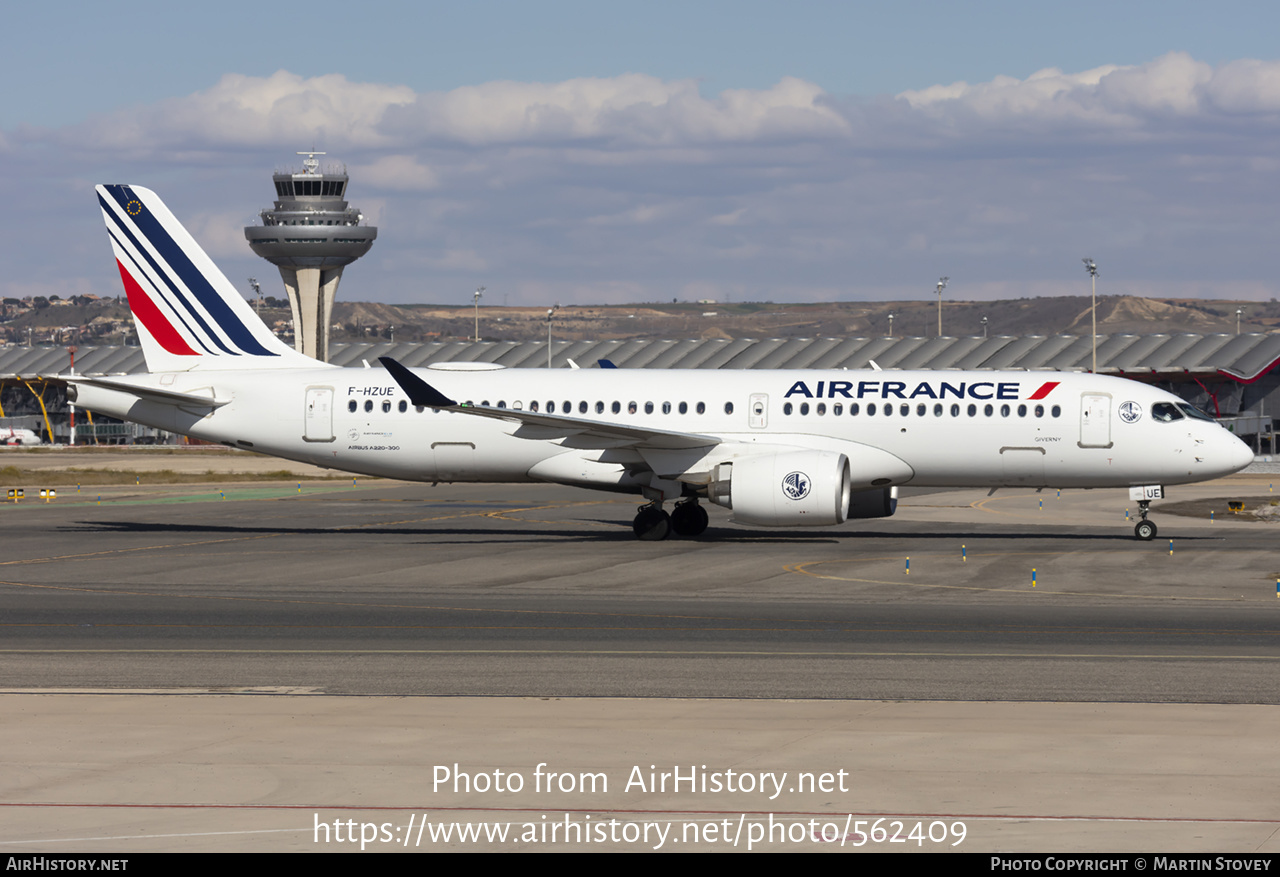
left=1133, top=500, right=1157, bottom=541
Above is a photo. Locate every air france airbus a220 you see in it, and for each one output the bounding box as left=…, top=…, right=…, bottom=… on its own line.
left=67, top=185, right=1253, bottom=541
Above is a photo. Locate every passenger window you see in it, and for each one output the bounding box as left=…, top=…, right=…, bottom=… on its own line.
left=967, top=404, right=977, bottom=417
left=513, top=401, right=524, bottom=410
left=612, top=401, right=621, bottom=414
left=933, top=403, right=942, bottom=417
left=596, top=401, right=604, bottom=414
left=563, top=401, right=572, bottom=414
left=1017, top=404, right=1026, bottom=417
left=984, top=404, right=993, bottom=417
left=867, top=404, right=876, bottom=417
left=784, top=402, right=793, bottom=415
left=951, top=403, right=960, bottom=417
left=799, top=402, right=809, bottom=415
left=497, top=401, right=506, bottom=410
left=628, top=401, right=637, bottom=414
left=1034, top=404, right=1044, bottom=418
left=1000, top=404, right=1010, bottom=417
left=662, top=402, right=671, bottom=414
left=679, top=402, right=688, bottom=415
left=724, top=402, right=734, bottom=415
left=850, top=403, right=860, bottom=415
left=579, top=401, right=588, bottom=414
left=833, top=403, right=843, bottom=415
left=644, top=401, right=654, bottom=414
left=916, top=403, right=926, bottom=416
left=348, top=400, right=357, bottom=413
left=399, top=400, right=408, bottom=413
left=1051, top=405, right=1061, bottom=418
left=530, top=401, right=540, bottom=412
left=696, top=402, right=706, bottom=415
left=364, top=400, right=373, bottom=413
left=900, top=403, right=909, bottom=416
left=382, top=400, right=392, bottom=413
left=816, top=403, right=826, bottom=416
left=884, top=403, right=893, bottom=416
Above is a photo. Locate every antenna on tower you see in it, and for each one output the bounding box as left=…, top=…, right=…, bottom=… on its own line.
left=298, top=149, right=326, bottom=175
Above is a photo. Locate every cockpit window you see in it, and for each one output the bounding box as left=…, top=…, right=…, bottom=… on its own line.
left=1151, top=402, right=1184, bottom=423
left=1176, top=403, right=1216, bottom=423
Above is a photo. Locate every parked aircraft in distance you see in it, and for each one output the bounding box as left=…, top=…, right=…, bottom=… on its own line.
left=67, top=185, right=1254, bottom=541
left=0, top=427, right=43, bottom=446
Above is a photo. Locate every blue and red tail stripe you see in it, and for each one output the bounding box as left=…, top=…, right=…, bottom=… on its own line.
left=99, top=185, right=277, bottom=358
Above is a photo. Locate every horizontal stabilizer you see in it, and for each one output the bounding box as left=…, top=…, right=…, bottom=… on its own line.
left=67, top=376, right=230, bottom=409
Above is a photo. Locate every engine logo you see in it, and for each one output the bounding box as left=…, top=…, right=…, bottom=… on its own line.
left=782, top=471, right=811, bottom=501
left=1118, top=401, right=1142, bottom=423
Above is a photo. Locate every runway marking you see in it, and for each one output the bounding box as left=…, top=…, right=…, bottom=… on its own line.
left=0, top=826, right=306, bottom=846
left=2, top=801, right=1278, bottom=824
left=485, top=500, right=630, bottom=528
left=0, top=648, right=1275, bottom=659
left=0, top=535, right=279, bottom=567
left=784, top=555, right=1259, bottom=601
left=970, top=493, right=1045, bottom=517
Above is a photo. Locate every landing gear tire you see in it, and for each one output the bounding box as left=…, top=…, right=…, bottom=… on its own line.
left=633, top=506, right=671, bottom=541
left=670, top=502, right=709, bottom=537
left=1134, top=519, right=1157, bottom=541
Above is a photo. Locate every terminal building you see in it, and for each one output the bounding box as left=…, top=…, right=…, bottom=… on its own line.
left=2, top=332, right=1278, bottom=449
left=244, top=151, right=377, bottom=363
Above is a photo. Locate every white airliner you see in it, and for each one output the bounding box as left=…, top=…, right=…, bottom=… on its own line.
left=67, top=185, right=1254, bottom=541
left=0, top=427, right=43, bottom=446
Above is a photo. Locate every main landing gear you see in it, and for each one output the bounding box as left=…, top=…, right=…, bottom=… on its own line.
left=632, top=499, right=709, bottom=540
left=1133, top=500, right=1157, bottom=541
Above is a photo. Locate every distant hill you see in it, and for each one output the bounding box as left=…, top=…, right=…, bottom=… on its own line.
left=8, top=294, right=1276, bottom=347
left=330, top=295, right=1280, bottom=344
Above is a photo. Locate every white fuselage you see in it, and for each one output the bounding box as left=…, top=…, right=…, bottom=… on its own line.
left=71, top=366, right=1254, bottom=492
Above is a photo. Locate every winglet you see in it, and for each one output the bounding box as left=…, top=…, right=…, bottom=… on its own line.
left=598, top=359, right=617, bottom=369
left=378, top=357, right=457, bottom=408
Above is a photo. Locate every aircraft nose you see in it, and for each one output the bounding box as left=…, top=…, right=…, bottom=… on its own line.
left=1222, top=432, right=1254, bottom=474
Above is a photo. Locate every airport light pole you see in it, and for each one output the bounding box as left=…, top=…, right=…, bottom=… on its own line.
left=935, top=277, right=948, bottom=337
left=473, top=286, right=485, bottom=342
left=247, top=277, right=262, bottom=317
left=887, top=312, right=895, bottom=338
left=980, top=315, right=988, bottom=339
left=1082, top=258, right=1098, bottom=373
left=546, top=304, right=559, bottom=368
left=1236, top=307, right=1244, bottom=334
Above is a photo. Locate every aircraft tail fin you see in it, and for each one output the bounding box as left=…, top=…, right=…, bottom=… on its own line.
left=96, top=184, right=320, bottom=373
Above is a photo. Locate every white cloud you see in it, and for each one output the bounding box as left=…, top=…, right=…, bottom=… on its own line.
left=893, top=52, right=1280, bottom=135
left=71, top=71, right=416, bottom=154
left=13, top=56, right=1280, bottom=306
left=354, top=154, right=438, bottom=191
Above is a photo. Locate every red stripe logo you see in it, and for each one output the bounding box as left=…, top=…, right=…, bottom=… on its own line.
left=115, top=260, right=199, bottom=356
left=1027, top=381, right=1060, bottom=400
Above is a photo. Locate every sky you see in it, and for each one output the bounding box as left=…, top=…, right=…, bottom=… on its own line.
left=6, top=1, right=1280, bottom=307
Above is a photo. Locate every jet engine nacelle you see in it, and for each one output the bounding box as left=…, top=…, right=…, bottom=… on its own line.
left=708, top=450, right=851, bottom=527
left=847, top=486, right=898, bottom=519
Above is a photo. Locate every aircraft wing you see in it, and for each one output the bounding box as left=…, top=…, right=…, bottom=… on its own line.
left=380, top=357, right=718, bottom=451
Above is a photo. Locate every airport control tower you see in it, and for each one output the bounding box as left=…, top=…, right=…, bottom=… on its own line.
left=244, top=151, right=377, bottom=362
